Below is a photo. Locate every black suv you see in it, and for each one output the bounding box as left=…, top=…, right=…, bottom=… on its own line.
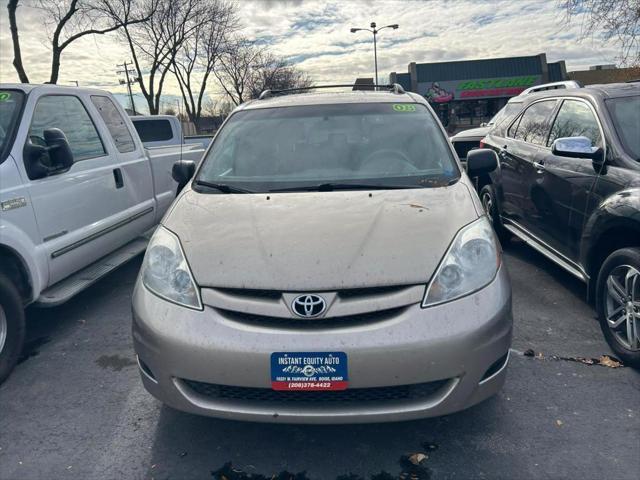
left=479, top=82, right=640, bottom=366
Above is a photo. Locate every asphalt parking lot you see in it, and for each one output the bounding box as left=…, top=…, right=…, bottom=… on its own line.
left=1, top=239, right=638, bottom=480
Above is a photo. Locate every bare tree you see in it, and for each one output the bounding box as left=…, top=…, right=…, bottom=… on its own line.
left=112, top=0, right=208, bottom=114
left=7, top=0, right=29, bottom=83
left=7, top=0, right=149, bottom=84
left=248, top=52, right=313, bottom=99
left=214, top=38, right=263, bottom=106
left=215, top=39, right=313, bottom=106
left=171, top=0, right=238, bottom=129
left=560, top=0, right=640, bottom=66
left=34, top=0, right=151, bottom=84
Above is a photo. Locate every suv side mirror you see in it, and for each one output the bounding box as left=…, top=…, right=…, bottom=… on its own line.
left=23, top=128, right=74, bottom=180
left=172, top=160, right=196, bottom=195
left=466, top=149, right=498, bottom=177
left=552, top=136, right=603, bottom=161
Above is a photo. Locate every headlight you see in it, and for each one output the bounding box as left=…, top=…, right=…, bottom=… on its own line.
left=142, top=226, right=202, bottom=310
left=422, top=217, right=500, bottom=307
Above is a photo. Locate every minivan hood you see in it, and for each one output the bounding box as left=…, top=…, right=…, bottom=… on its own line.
left=451, top=126, right=491, bottom=140
left=164, top=181, right=479, bottom=291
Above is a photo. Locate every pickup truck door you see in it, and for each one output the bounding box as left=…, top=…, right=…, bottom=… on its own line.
left=531, top=98, right=604, bottom=260
left=21, top=92, right=152, bottom=286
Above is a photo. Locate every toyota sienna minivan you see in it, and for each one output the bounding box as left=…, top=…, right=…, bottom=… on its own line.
left=132, top=85, right=513, bottom=423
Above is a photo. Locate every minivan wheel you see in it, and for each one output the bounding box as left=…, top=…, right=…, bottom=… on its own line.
left=479, top=184, right=510, bottom=244
left=0, top=273, right=26, bottom=384
left=596, top=248, right=640, bottom=368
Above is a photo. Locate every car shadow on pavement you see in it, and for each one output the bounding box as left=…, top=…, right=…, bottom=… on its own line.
left=502, top=238, right=587, bottom=301
left=143, top=394, right=515, bottom=480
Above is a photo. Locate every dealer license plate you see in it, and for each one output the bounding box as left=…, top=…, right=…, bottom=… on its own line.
left=270, top=352, right=348, bottom=391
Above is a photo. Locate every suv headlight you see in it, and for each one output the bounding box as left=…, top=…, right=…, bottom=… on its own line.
left=142, top=226, right=202, bottom=310
left=422, top=217, right=500, bottom=307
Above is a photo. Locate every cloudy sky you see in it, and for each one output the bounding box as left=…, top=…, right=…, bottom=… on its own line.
left=0, top=0, right=620, bottom=113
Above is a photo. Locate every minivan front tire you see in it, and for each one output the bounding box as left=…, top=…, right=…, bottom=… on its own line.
left=0, top=273, right=26, bottom=384
left=596, top=248, right=640, bottom=368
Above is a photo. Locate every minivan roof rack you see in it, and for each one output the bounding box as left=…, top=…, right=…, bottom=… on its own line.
left=258, top=83, right=406, bottom=100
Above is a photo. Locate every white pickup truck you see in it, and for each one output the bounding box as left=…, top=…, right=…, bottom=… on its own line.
left=130, top=114, right=213, bottom=151
left=0, top=84, right=198, bottom=383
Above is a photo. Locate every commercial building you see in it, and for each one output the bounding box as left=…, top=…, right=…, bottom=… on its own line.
left=568, top=65, right=640, bottom=85
left=389, top=53, right=567, bottom=126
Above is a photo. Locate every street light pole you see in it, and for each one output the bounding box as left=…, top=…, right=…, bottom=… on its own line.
left=372, top=22, right=378, bottom=86
left=350, top=22, right=398, bottom=89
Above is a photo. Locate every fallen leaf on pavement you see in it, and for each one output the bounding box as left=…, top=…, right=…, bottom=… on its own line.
left=408, top=453, right=428, bottom=465
left=598, top=355, right=623, bottom=368
left=556, top=419, right=563, bottom=426
left=523, top=349, right=535, bottom=357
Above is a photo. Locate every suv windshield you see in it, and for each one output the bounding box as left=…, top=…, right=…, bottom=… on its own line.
left=606, top=95, right=640, bottom=160
left=0, top=90, right=24, bottom=162
left=196, top=102, right=459, bottom=192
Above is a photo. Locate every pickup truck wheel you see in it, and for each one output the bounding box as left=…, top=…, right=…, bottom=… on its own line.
left=596, top=248, right=640, bottom=368
left=0, top=273, right=26, bottom=384
left=479, top=184, right=511, bottom=244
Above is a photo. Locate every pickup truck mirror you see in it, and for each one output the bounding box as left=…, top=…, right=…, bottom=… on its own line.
left=23, top=128, right=74, bottom=180
left=466, top=149, right=498, bottom=177
left=172, top=160, right=196, bottom=195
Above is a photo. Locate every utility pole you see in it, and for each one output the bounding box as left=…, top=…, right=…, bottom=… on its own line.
left=116, top=61, right=138, bottom=115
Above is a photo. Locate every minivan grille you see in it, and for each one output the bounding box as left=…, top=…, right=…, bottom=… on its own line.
left=182, top=379, right=450, bottom=404
left=214, top=306, right=407, bottom=328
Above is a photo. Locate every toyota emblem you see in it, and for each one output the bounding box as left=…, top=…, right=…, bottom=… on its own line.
left=292, top=294, right=326, bottom=318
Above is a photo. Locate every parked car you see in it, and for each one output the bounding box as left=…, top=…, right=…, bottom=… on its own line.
left=0, top=84, right=189, bottom=383
left=450, top=99, right=523, bottom=161
left=132, top=85, right=513, bottom=423
left=479, top=82, right=640, bottom=367
left=130, top=114, right=213, bottom=152
left=451, top=81, right=581, bottom=162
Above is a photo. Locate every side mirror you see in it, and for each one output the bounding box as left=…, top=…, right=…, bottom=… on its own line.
left=44, top=128, right=74, bottom=170
left=466, top=148, right=498, bottom=177
left=172, top=160, right=196, bottom=195
left=23, top=128, right=74, bottom=180
left=480, top=122, right=488, bottom=127
left=552, top=136, right=603, bottom=161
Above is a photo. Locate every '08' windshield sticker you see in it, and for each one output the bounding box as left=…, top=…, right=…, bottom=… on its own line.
left=393, top=104, right=416, bottom=112
left=0, top=92, right=11, bottom=102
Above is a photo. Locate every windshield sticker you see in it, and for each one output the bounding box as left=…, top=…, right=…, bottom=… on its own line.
left=0, top=92, right=11, bottom=101
left=393, top=104, right=416, bottom=112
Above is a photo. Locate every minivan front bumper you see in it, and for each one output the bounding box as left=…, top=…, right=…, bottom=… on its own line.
left=132, top=264, right=512, bottom=424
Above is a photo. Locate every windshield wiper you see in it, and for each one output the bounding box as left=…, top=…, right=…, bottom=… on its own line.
left=269, top=183, right=419, bottom=193
left=193, top=180, right=255, bottom=194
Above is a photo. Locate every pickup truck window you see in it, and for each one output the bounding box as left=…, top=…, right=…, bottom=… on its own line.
left=29, top=95, right=105, bottom=161
left=91, top=96, right=136, bottom=153
left=547, top=99, right=601, bottom=147
left=0, top=90, right=24, bottom=162
left=132, top=119, right=173, bottom=143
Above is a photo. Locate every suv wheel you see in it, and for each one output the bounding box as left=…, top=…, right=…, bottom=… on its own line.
left=596, top=248, right=640, bottom=368
left=479, top=184, right=510, bottom=244
left=0, top=273, right=26, bottom=384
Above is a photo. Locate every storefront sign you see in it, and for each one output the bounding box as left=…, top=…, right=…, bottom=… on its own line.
left=418, top=75, right=542, bottom=102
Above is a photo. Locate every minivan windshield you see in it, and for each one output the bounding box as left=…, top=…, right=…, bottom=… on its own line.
left=0, top=90, right=24, bottom=162
left=196, top=102, right=459, bottom=192
left=606, top=95, right=640, bottom=160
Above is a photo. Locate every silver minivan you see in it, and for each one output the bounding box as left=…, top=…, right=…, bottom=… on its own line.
left=132, top=86, right=512, bottom=423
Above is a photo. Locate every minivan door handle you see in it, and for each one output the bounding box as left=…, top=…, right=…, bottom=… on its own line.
left=113, top=168, right=124, bottom=189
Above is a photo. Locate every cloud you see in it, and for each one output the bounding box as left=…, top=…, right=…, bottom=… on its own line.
left=0, top=0, right=624, bottom=107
